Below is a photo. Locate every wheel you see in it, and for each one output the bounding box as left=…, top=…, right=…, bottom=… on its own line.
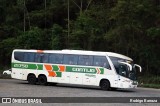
left=3, top=73, right=7, bottom=75
left=38, top=75, right=48, bottom=85
left=100, top=80, right=110, bottom=90
left=27, top=74, right=36, bottom=85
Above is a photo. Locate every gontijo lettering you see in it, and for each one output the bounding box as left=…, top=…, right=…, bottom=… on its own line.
left=72, top=68, right=96, bottom=73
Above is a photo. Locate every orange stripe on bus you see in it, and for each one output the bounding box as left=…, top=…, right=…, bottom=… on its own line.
left=44, top=64, right=52, bottom=70
left=48, top=71, right=56, bottom=77
left=59, top=65, right=65, bottom=72
left=37, top=50, right=44, bottom=53
left=96, top=68, right=101, bottom=74
left=44, top=64, right=56, bottom=77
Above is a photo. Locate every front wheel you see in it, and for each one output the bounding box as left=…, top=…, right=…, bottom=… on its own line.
left=100, top=80, right=110, bottom=91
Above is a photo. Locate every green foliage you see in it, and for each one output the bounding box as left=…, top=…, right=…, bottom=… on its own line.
left=139, top=76, right=160, bottom=84
left=147, top=27, right=160, bottom=39
left=70, top=14, right=101, bottom=50
left=138, top=76, right=160, bottom=88
left=0, top=0, right=159, bottom=77
left=0, top=37, right=18, bottom=65
left=139, top=84, right=160, bottom=89
left=17, top=27, right=45, bottom=49
left=50, top=24, right=65, bottom=49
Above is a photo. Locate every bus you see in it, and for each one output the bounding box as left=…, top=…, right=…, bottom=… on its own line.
left=11, top=49, right=142, bottom=90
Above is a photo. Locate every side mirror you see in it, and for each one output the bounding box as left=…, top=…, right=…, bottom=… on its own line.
left=118, top=61, right=132, bottom=71
left=134, top=64, right=142, bottom=72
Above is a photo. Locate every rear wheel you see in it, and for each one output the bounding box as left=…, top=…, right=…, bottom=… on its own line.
left=27, top=74, right=36, bottom=85
left=38, top=75, right=48, bottom=85
left=100, top=80, right=110, bottom=91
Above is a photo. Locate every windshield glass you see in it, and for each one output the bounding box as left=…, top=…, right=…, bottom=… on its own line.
left=109, top=56, right=137, bottom=81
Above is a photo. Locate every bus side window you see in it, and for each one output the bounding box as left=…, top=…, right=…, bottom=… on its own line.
left=24, top=53, right=28, bottom=62
left=48, top=54, right=54, bottom=63
left=93, top=56, right=111, bottom=69
left=42, top=54, right=48, bottom=63
left=24, top=52, right=35, bottom=62
left=48, top=54, right=63, bottom=64
left=78, top=55, right=93, bottom=66
left=63, top=54, right=78, bottom=65
left=55, top=54, right=63, bottom=64
left=35, top=53, right=44, bottom=63
left=14, top=52, right=24, bottom=61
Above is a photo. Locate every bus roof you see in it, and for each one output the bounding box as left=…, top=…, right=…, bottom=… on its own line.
left=106, top=52, right=132, bottom=61
left=13, top=49, right=133, bottom=61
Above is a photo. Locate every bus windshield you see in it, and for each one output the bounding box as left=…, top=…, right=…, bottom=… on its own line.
left=109, top=56, right=137, bottom=81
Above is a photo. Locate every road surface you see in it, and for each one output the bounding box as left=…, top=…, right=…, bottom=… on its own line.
left=0, top=79, right=159, bottom=106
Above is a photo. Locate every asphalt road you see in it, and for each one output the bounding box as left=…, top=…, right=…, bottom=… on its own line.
left=0, top=79, right=160, bottom=106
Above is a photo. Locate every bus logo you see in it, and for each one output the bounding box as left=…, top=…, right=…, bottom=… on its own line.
left=2, top=98, right=11, bottom=103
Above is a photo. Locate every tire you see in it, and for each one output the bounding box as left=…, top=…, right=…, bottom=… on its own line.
left=100, top=80, right=110, bottom=91
left=38, top=75, right=48, bottom=85
left=27, top=74, right=36, bottom=85
left=3, top=73, right=7, bottom=75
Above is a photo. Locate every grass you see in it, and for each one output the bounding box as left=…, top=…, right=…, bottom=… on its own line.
left=139, top=84, right=160, bottom=89
left=138, top=76, right=160, bottom=89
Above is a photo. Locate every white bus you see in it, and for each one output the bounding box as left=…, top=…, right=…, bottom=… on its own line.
left=11, top=49, right=141, bottom=90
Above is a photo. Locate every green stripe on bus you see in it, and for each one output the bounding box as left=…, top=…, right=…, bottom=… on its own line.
left=99, top=68, right=104, bottom=74
left=52, top=65, right=59, bottom=71
left=66, top=66, right=97, bottom=74
left=12, top=63, right=43, bottom=70
left=56, top=72, right=62, bottom=77
left=12, top=63, right=104, bottom=75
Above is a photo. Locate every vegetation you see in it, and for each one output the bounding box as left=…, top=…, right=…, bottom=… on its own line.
left=139, top=84, right=160, bottom=89
left=138, top=76, right=160, bottom=88
left=0, top=0, right=160, bottom=81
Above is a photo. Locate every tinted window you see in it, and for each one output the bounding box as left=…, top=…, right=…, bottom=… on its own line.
left=35, top=53, right=44, bottom=63
left=42, top=54, right=49, bottom=63
left=78, top=55, right=93, bottom=66
left=109, top=56, right=125, bottom=73
left=24, top=52, right=35, bottom=62
left=14, top=52, right=24, bottom=61
left=48, top=54, right=63, bottom=64
left=93, top=56, right=110, bottom=69
left=63, top=54, right=78, bottom=65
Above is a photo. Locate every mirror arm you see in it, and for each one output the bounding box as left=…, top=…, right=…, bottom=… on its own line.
left=118, top=61, right=132, bottom=71
left=134, top=64, right=142, bottom=72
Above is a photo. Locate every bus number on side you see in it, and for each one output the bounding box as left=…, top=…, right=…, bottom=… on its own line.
left=14, top=64, right=28, bottom=69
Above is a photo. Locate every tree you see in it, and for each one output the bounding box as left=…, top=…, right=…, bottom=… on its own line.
left=0, top=37, right=18, bottom=66
left=17, top=27, right=45, bottom=49
left=70, top=13, right=101, bottom=50
left=50, top=24, right=65, bottom=49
